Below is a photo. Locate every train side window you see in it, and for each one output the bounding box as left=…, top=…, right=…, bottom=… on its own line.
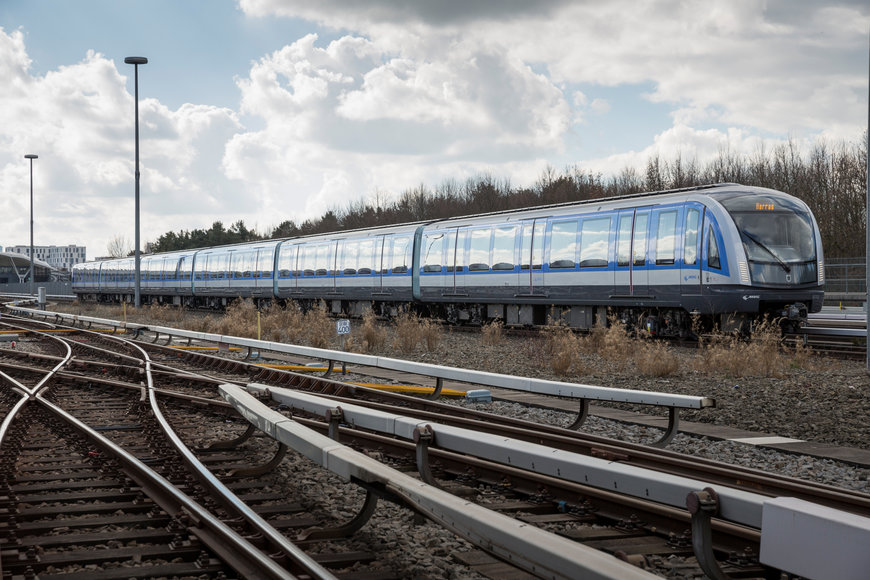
left=684, top=208, right=700, bottom=266
left=195, top=256, right=208, bottom=281
left=521, top=222, right=545, bottom=270
left=633, top=213, right=648, bottom=266
left=390, top=237, right=410, bottom=274
left=422, top=233, right=444, bottom=272
left=258, top=248, right=274, bottom=278
left=224, top=252, right=236, bottom=279
left=549, top=220, right=578, bottom=268
left=241, top=252, right=250, bottom=278
left=493, top=226, right=517, bottom=270
left=617, top=215, right=633, bottom=267
left=655, top=211, right=677, bottom=265
left=278, top=245, right=296, bottom=278
left=315, top=243, right=334, bottom=276
left=358, top=239, right=374, bottom=274
left=579, top=217, right=610, bottom=268
left=343, top=241, right=359, bottom=275
left=468, top=228, right=492, bottom=271
left=301, top=245, right=317, bottom=277
left=707, top=225, right=721, bottom=269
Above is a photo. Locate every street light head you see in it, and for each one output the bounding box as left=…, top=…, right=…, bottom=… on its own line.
left=124, top=56, right=148, bottom=65
left=24, top=154, right=38, bottom=159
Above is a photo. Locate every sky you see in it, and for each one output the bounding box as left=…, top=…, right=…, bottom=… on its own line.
left=0, top=0, right=868, bottom=261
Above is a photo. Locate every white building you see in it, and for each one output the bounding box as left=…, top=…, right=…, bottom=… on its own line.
left=4, top=244, right=86, bottom=272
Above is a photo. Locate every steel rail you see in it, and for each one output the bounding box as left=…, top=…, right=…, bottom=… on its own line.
left=31, top=394, right=298, bottom=579
left=8, top=315, right=865, bottom=514
left=227, top=383, right=870, bottom=580
left=243, top=384, right=768, bottom=528
left=280, top=384, right=870, bottom=515
left=78, top=327, right=338, bottom=580
left=9, top=307, right=715, bottom=447
left=0, top=317, right=335, bottom=579
left=219, top=383, right=658, bottom=580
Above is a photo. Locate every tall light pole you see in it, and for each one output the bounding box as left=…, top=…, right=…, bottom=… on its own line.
left=125, top=56, right=147, bottom=308
left=24, top=154, right=38, bottom=296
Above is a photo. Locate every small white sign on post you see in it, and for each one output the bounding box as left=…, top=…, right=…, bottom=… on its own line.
left=336, top=319, right=351, bottom=361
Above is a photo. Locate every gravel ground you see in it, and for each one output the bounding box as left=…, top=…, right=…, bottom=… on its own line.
left=394, top=328, right=870, bottom=451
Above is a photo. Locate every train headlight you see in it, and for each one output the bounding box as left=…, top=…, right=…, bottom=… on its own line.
left=738, top=261, right=750, bottom=285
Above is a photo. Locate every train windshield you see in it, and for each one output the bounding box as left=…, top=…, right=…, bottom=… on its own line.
left=720, top=193, right=817, bottom=284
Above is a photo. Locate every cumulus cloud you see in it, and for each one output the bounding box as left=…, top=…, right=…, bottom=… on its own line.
left=224, top=31, right=572, bottom=219
left=0, top=29, right=242, bottom=257
left=239, top=0, right=868, bottom=142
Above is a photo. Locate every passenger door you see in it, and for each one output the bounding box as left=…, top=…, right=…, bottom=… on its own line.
left=651, top=207, right=680, bottom=300
left=680, top=204, right=704, bottom=297
left=446, top=227, right=467, bottom=296
left=613, top=210, right=650, bottom=297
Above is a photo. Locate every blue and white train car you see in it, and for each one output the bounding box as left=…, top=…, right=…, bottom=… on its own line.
left=411, top=183, right=823, bottom=333
left=273, top=224, right=416, bottom=315
left=72, top=183, right=824, bottom=335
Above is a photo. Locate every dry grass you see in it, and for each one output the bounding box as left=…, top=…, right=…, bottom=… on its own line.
left=419, top=318, right=442, bottom=352
left=577, top=315, right=635, bottom=372
left=633, top=340, right=680, bottom=377
left=53, top=301, right=825, bottom=378
left=260, top=302, right=305, bottom=343
left=303, top=303, right=335, bottom=349
left=357, top=310, right=387, bottom=352
left=211, top=298, right=259, bottom=338
left=146, top=303, right=184, bottom=325
left=481, top=320, right=504, bottom=346
left=393, top=312, right=424, bottom=353
left=692, top=317, right=793, bottom=377
left=543, top=323, right=583, bottom=376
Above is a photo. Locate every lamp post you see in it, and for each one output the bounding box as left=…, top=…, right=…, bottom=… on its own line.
left=24, top=154, right=38, bottom=296
left=125, top=56, right=147, bottom=308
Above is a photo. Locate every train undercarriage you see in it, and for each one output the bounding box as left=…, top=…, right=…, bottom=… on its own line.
left=78, top=290, right=809, bottom=339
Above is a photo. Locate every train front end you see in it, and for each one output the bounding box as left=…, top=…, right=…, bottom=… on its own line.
left=717, top=187, right=824, bottom=331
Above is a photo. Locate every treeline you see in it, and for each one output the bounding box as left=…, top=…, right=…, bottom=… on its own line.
left=149, top=133, right=868, bottom=259
left=150, top=220, right=260, bottom=253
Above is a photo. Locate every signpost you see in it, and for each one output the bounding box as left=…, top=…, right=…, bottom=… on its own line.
left=336, top=319, right=351, bottom=373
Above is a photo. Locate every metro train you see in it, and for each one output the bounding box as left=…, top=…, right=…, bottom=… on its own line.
left=72, top=183, right=825, bottom=336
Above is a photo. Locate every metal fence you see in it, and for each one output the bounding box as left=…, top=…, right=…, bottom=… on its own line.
left=824, top=258, right=866, bottom=295
left=0, top=282, right=73, bottom=296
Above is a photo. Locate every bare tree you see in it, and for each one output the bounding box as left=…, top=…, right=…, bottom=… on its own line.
left=106, top=235, right=132, bottom=258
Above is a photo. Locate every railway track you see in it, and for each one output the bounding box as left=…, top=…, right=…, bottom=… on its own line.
left=2, top=313, right=868, bottom=578
left=0, top=319, right=357, bottom=579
